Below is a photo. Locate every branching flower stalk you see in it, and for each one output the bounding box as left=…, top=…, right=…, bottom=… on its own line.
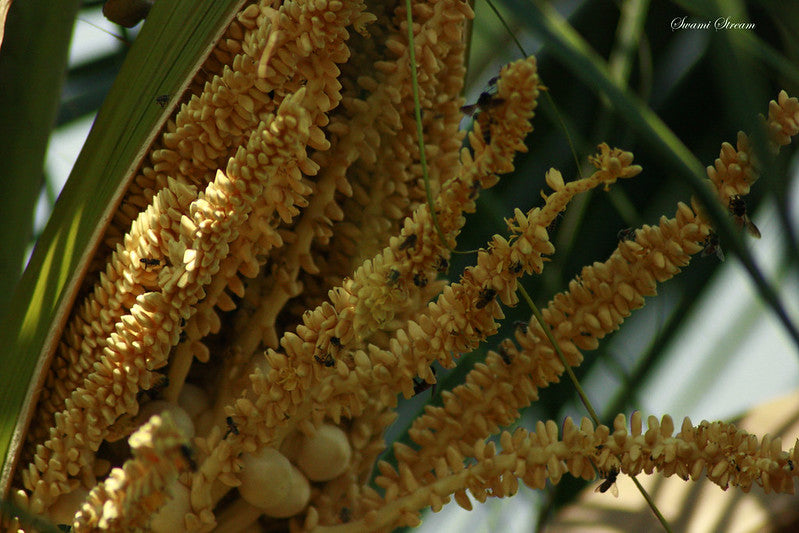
left=4, top=1, right=799, bottom=532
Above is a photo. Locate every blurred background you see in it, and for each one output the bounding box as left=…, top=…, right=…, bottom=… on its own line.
left=2, top=0, right=798, bottom=531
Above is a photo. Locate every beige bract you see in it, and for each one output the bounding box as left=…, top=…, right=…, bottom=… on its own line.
left=4, top=0, right=799, bottom=531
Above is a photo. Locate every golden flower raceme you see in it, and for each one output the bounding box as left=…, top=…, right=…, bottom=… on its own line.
left=2, top=0, right=799, bottom=531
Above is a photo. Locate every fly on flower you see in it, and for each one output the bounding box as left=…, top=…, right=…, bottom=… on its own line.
left=461, top=75, right=502, bottom=117
left=595, top=467, right=619, bottom=497
left=617, top=227, right=636, bottom=242
left=475, top=287, right=497, bottom=309
left=224, top=416, right=239, bottom=438
left=140, top=257, right=161, bottom=268
left=728, top=195, right=761, bottom=238
left=701, top=231, right=725, bottom=262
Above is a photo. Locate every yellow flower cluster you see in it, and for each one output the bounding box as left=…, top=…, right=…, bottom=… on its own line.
left=355, top=414, right=798, bottom=532
left=18, top=90, right=313, bottom=518
left=5, top=0, right=799, bottom=531
left=73, top=413, right=192, bottom=532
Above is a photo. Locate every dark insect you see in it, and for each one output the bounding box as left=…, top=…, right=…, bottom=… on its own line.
left=140, top=257, right=161, bottom=268
left=595, top=468, right=619, bottom=497
left=413, top=367, right=437, bottom=396
left=617, top=227, right=636, bottom=242
left=339, top=507, right=351, bottom=523
left=413, top=272, right=428, bottom=287
left=509, top=261, right=523, bottom=274
left=460, top=90, right=504, bottom=117
left=399, top=233, right=418, bottom=251
left=468, top=181, right=481, bottom=200
left=386, top=268, right=401, bottom=285
left=315, top=353, right=335, bottom=367
left=513, top=320, right=528, bottom=334
left=433, top=256, right=449, bottom=273
left=180, top=444, right=197, bottom=471
left=475, top=287, right=497, bottom=309
left=788, top=459, right=794, bottom=471
left=701, top=231, right=725, bottom=262
left=729, top=195, right=761, bottom=238
left=462, top=79, right=505, bottom=145
left=497, top=346, right=512, bottom=365
left=139, top=374, right=169, bottom=401
left=179, top=318, right=186, bottom=328
left=155, top=94, right=170, bottom=108
left=481, top=124, right=492, bottom=144
left=330, top=336, right=341, bottom=347
left=728, top=194, right=747, bottom=217
left=225, top=416, right=239, bottom=438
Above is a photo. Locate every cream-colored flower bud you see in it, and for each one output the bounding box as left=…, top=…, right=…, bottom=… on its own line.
left=137, top=400, right=195, bottom=439
left=177, top=383, right=210, bottom=420
left=545, top=168, right=564, bottom=190
left=150, top=479, right=190, bottom=532
left=48, top=487, right=90, bottom=526
left=239, top=447, right=310, bottom=518
left=295, top=424, right=352, bottom=481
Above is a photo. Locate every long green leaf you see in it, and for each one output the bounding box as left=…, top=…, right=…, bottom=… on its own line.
left=0, top=0, right=81, bottom=317
left=0, top=0, right=246, bottom=494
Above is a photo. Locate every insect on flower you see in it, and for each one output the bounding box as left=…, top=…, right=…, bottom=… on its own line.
left=398, top=233, right=418, bottom=251
left=140, top=257, right=161, bottom=268
left=180, top=444, right=197, bottom=471
left=595, top=467, right=619, bottom=497
left=617, top=227, right=636, bottom=242
left=728, top=195, right=761, bottom=238
left=475, top=287, right=497, bottom=309
left=224, top=416, right=239, bottom=438
left=386, top=268, right=401, bottom=285
left=460, top=86, right=504, bottom=117
left=138, top=374, right=169, bottom=402
left=315, top=353, right=335, bottom=367
left=701, top=231, right=725, bottom=262
left=462, top=78, right=505, bottom=144
left=468, top=181, right=481, bottom=200
left=413, top=367, right=437, bottom=397
left=497, top=345, right=512, bottom=365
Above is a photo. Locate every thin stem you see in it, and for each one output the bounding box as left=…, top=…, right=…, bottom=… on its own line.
left=542, top=91, right=585, bottom=179
left=516, top=283, right=673, bottom=533
left=516, top=284, right=600, bottom=423
left=404, top=0, right=451, bottom=251
left=483, top=0, right=527, bottom=57
left=631, top=476, right=672, bottom=532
